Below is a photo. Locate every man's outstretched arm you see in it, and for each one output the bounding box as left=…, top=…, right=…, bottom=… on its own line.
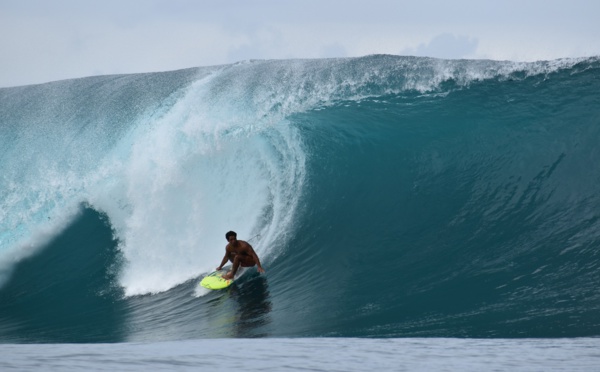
left=216, top=253, right=229, bottom=270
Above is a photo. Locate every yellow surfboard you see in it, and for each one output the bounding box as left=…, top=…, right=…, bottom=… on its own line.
left=199, top=267, right=247, bottom=290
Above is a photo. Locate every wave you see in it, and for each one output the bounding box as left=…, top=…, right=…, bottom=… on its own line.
left=1, top=55, right=599, bottom=341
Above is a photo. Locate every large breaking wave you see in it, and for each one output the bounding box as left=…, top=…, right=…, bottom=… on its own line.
left=1, top=55, right=599, bottom=342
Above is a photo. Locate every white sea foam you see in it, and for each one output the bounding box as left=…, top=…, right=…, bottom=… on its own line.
left=86, top=71, right=308, bottom=295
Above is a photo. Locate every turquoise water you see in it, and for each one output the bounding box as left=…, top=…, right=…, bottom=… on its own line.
left=1, top=56, right=600, bottom=347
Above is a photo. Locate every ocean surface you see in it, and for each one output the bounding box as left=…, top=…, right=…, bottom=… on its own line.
left=1, top=55, right=600, bottom=369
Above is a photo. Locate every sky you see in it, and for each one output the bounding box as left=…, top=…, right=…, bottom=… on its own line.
left=1, top=0, right=599, bottom=88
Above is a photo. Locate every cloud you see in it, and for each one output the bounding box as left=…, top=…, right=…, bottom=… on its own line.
left=320, top=43, right=348, bottom=59
left=226, top=25, right=287, bottom=62
left=2, top=1, right=600, bottom=87
left=401, top=33, right=478, bottom=60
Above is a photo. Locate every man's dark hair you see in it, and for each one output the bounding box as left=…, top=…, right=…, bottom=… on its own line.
left=225, top=231, right=237, bottom=241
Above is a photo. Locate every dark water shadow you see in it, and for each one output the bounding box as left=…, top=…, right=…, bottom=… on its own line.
left=227, top=274, right=272, bottom=337
left=0, top=207, right=127, bottom=343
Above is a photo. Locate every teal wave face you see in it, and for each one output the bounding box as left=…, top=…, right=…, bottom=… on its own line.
left=281, top=63, right=600, bottom=337
left=0, top=208, right=125, bottom=343
left=1, top=56, right=599, bottom=342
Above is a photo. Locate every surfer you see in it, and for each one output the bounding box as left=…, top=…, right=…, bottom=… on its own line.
left=217, top=231, right=265, bottom=280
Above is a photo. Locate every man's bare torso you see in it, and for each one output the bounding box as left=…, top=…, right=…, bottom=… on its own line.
left=226, top=240, right=255, bottom=267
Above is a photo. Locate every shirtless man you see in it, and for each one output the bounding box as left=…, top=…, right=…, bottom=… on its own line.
left=217, top=231, right=265, bottom=280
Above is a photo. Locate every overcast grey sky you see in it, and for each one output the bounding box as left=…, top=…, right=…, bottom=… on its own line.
left=1, top=0, right=599, bottom=87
